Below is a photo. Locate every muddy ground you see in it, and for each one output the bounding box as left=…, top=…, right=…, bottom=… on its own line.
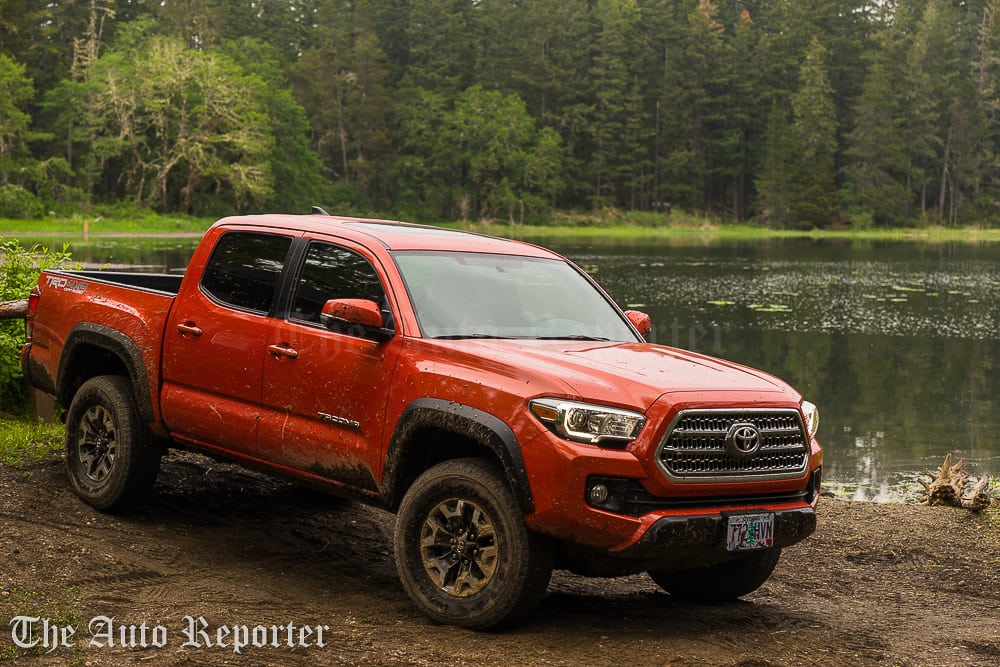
left=1, top=452, right=998, bottom=666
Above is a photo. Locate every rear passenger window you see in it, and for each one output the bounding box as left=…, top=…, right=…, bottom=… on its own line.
left=201, top=232, right=292, bottom=313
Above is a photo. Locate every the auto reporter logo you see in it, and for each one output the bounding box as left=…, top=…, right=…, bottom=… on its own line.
left=8, top=615, right=330, bottom=655
left=725, top=422, right=761, bottom=458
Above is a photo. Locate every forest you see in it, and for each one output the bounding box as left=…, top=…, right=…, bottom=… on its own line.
left=1, top=0, right=1000, bottom=228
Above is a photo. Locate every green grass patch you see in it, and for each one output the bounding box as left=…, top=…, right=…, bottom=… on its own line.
left=453, top=220, right=1000, bottom=244
left=0, top=211, right=212, bottom=236
left=0, top=418, right=64, bottom=465
left=5, top=208, right=1000, bottom=243
left=0, top=584, right=83, bottom=664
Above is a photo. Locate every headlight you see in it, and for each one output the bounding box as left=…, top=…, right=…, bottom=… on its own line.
left=529, top=398, right=645, bottom=445
left=801, top=400, right=819, bottom=438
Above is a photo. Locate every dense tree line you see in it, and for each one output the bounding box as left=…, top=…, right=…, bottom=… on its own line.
left=2, top=0, right=1000, bottom=227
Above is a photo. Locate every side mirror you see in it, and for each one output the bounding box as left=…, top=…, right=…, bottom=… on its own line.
left=624, top=310, right=652, bottom=337
left=320, top=299, right=394, bottom=341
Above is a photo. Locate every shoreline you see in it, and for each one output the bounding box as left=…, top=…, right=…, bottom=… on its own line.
left=5, top=214, right=1000, bottom=244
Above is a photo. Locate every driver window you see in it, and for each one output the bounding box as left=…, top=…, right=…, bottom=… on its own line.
left=290, top=242, right=387, bottom=326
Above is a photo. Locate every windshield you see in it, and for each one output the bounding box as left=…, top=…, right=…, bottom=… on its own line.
left=393, top=251, right=639, bottom=342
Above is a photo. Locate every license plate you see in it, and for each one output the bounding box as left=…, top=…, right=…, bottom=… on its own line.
left=726, top=513, right=775, bottom=551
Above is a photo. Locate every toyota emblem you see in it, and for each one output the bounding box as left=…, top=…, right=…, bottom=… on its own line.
left=725, top=422, right=761, bottom=458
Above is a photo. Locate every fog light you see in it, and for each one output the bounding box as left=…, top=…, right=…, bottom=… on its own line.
left=588, top=483, right=609, bottom=504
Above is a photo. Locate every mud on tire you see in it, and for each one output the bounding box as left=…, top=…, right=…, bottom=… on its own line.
left=394, top=458, right=553, bottom=629
left=648, top=547, right=782, bottom=602
left=65, top=375, right=161, bottom=511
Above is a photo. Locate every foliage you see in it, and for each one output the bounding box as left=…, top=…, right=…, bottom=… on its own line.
left=80, top=35, right=275, bottom=213
left=0, top=53, right=35, bottom=180
left=0, top=185, right=44, bottom=219
left=392, top=85, right=563, bottom=222
left=0, top=239, right=74, bottom=413
left=5, top=1, right=1000, bottom=226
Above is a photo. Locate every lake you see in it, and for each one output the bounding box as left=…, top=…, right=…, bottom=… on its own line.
left=26, top=232, right=1000, bottom=500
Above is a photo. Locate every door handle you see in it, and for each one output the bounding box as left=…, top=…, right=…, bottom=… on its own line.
left=267, top=344, right=299, bottom=360
left=176, top=322, right=203, bottom=337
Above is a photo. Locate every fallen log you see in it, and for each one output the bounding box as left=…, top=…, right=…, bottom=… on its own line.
left=0, top=299, right=28, bottom=320
left=919, top=454, right=994, bottom=511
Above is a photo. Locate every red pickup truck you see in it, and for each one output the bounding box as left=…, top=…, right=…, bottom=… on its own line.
left=21, top=213, right=822, bottom=628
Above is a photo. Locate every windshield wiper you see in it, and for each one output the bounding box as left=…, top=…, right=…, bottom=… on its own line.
left=433, top=334, right=519, bottom=340
left=534, top=335, right=612, bottom=341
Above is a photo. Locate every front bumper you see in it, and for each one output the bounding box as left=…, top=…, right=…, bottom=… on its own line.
left=521, top=425, right=823, bottom=555
left=617, top=506, right=816, bottom=569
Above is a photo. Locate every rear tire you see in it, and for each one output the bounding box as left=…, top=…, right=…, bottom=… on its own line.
left=648, top=548, right=782, bottom=602
left=65, top=375, right=161, bottom=511
left=394, top=458, right=553, bottom=629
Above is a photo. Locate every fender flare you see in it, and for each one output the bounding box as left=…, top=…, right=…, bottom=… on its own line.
left=58, top=322, right=154, bottom=422
left=383, top=398, right=534, bottom=514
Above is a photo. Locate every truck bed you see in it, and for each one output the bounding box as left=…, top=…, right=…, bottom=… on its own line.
left=23, top=269, right=181, bottom=426
left=59, top=270, right=184, bottom=295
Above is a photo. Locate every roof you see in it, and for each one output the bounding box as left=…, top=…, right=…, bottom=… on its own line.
left=212, top=214, right=557, bottom=258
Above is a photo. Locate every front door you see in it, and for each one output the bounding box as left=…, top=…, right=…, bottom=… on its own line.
left=258, top=240, right=402, bottom=493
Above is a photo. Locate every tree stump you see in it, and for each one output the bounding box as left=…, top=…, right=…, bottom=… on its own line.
left=919, top=454, right=994, bottom=511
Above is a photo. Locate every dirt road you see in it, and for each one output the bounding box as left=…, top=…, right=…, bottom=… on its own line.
left=2, top=452, right=998, bottom=666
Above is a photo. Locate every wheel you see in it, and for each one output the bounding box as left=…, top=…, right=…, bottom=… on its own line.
left=394, top=458, right=553, bottom=629
left=648, top=547, right=782, bottom=602
left=65, top=375, right=161, bottom=511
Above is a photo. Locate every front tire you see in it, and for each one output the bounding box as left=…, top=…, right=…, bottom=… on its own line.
left=648, top=547, right=782, bottom=602
left=65, top=375, right=161, bottom=511
left=394, top=458, right=553, bottom=629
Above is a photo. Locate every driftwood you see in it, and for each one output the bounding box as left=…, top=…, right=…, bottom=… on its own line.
left=919, top=454, right=994, bottom=511
left=0, top=299, right=28, bottom=320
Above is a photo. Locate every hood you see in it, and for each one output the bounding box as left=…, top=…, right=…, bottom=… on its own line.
left=430, top=339, right=794, bottom=411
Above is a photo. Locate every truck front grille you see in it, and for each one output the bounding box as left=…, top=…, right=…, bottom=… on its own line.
left=655, top=409, right=809, bottom=482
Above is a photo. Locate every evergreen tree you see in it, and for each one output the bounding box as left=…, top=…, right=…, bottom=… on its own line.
left=844, top=56, right=909, bottom=225
left=755, top=101, right=796, bottom=225
left=587, top=0, right=648, bottom=209
left=790, top=37, right=839, bottom=227
left=971, top=0, right=1000, bottom=219
left=681, top=0, right=730, bottom=213
left=401, top=0, right=476, bottom=95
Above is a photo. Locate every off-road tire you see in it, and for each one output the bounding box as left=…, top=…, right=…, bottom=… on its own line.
left=65, top=375, right=161, bottom=511
left=648, top=547, right=782, bottom=602
left=394, top=458, right=553, bottom=629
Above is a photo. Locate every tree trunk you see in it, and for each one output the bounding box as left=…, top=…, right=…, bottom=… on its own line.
left=938, top=123, right=953, bottom=224
left=0, top=300, right=28, bottom=320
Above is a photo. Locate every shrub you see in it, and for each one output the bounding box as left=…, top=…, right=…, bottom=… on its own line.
left=0, top=239, right=73, bottom=414
left=0, top=185, right=45, bottom=219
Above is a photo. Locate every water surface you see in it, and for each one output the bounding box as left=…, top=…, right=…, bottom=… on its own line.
left=549, top=237, right=1000, bottom=500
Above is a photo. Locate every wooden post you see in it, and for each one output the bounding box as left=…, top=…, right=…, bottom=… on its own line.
left=29, top=388, right=56, bottom=423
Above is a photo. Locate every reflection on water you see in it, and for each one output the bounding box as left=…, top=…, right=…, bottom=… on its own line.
left=23, top=234, right=1000, bottom=500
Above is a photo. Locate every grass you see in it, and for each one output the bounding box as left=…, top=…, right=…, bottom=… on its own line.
left=0, top=417, right=64, bottom=466
left=0, top=211, right=212, bottom=236
left=4, top=209, right=1000, bottom=243
left=455, top=219, right=1000, bottom=244
left=0, top=584, right=83, bottom=664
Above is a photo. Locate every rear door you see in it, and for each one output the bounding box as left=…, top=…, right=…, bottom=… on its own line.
left=258, top=238, right=402, bottom=493
left=161, top=230, right=294, bottom=456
